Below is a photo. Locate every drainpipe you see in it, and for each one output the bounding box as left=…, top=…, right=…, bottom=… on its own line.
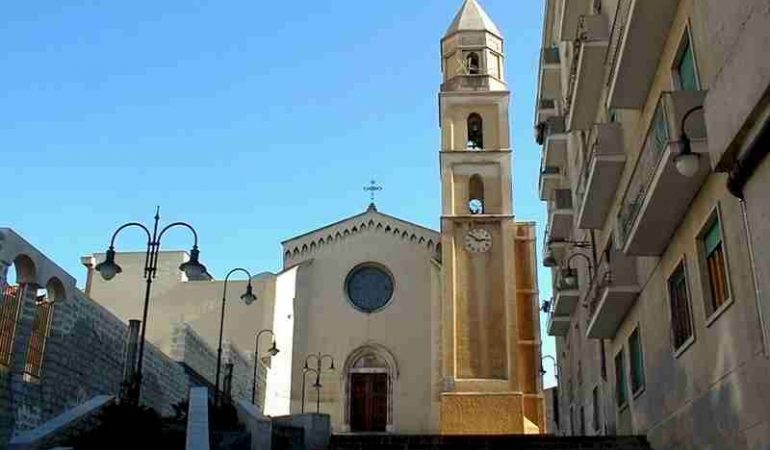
left=739, top=198, right=767, bottom=358
left=727, top=123, right=769, bottom=358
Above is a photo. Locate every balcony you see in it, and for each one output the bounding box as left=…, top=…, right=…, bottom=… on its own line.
left=543, top=227, right=571, bottom=270
left=539, top=47, right=562, bottom=101
left=557, top=0, right=592, bottom=41
left=548, top=313, right=571, bottom=336
left=617, top=90, right=709, bottom=256
left=566, top=15, right=610, bottom=131
left=586, top=245, right=640, bottom=339
left=576, top=123, right=626, bottom=229
left=543, top=116, right=568, bottom=168
left=539, top=165, right=562, bottom=201
left=553, top=284, right=580, bottom=316
left=607, top=0, right=679, bottom=109
left=547, top=189, right=574, bottom=241
left=536, top=99, right=560, bottom=125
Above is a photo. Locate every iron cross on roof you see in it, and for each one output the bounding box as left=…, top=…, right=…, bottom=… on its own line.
left=364, top=180, right=383, bottom=208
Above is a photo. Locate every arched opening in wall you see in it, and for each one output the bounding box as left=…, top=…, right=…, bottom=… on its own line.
left=24, top=278, right=62, bottom=380
left=0, top=255, right=37, bottom=367
left=467, top=113, right=484, bottom=150
left=343, top=345, right=398, bottom=433
left=468, top=174, right=485, bottom=215
left=466, top=52, right=481, bottom=75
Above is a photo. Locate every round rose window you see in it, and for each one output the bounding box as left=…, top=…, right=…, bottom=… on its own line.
left=345, top=264, right=394, bottom=313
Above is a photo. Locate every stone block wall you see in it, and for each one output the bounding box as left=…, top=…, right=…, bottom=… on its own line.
left=5, top=287, right=190, bottom=432
left=0, top=228, right=228, bottom=445
left=170, top=322, right=267, bottom=408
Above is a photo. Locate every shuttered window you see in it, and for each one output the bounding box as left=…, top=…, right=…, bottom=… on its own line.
left=676, top=32, right=699, bottom=91
left=668, top=263, right=694, bottom=350
left=614, top=350, right=627, bottom=407
left=629, top=329, right=645, bottom=395
left=702, top=218, right=729, bottom=316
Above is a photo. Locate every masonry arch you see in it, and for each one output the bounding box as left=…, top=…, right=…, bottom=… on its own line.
left=343, top=344, right=398, bottom=432
left=468, top=174, right=485, bottom=215
left=467, top=113, right=484, bottom=150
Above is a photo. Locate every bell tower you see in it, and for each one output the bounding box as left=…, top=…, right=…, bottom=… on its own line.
left=438, top=0, right=543, bottom=434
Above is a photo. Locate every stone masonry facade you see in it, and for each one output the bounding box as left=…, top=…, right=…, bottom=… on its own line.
left=0, top=228, right=261, bottom=446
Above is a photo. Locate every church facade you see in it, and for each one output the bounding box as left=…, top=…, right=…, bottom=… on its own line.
left=83, top=0, right=544, bottom=435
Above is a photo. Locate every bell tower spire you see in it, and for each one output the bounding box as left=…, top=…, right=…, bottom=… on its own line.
left=438, top=0, right=544, bottom=435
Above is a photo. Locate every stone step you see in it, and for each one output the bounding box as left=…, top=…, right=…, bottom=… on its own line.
left=211, top=430, right=251, bottom=450
left=330, top=434, right=652, bottom=450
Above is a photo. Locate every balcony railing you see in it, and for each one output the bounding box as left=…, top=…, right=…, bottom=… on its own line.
left=539, top=165, right=562, bottom=201
left=604, top=0, right=632, bottom=88
left=618, top=92, right=677, bottom=247
left=585, top=245, right=640, bottom=339
left=575, top=123, right=625, bottom=229
left=607, top=0, right=679, bottom=108
left=617, top=90, right=708, bottom=254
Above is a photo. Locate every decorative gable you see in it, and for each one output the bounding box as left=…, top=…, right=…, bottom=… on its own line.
left=281, top=208, right=440, bottom=265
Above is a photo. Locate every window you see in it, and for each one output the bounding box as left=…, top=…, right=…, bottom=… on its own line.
left=466, top=52, right=480, bottom=75
left=467, top=113, right=483, bottom=149
left=592, top=387, right=600, bottom=432
left=668, top=262, right=694, bottom=350
left=629, top=328, right=645, bottom=395
left=701, top=216, right=730, bottom=316
left=674, top=31, right=699, bottom=91
left=614, top=350, right=627, bottom=408
left=579, top=406, right=585, bottom=435
left=345, top=264, right=395, bottom=313
left=0, top=284, right=25, bottom=367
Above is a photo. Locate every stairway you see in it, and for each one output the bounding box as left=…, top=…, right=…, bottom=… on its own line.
left=331, top=434, right=652, bottom=450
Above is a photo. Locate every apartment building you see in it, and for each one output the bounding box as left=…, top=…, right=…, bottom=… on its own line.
left=535, top=0, right=770, bottom=448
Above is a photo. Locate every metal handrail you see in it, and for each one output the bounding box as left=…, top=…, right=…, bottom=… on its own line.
left=617, top=95, right=671, bottom=246
left=604, top=0, right=631, bottom=88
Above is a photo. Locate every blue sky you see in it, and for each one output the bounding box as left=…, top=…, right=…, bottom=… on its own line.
left=1, top=0, right=555, bottom=385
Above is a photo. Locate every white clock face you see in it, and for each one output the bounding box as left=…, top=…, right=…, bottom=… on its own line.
left=465, top=228, right=492, bottom=253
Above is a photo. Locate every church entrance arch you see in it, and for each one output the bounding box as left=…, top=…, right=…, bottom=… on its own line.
left=343, top=344, right=398, bottom=433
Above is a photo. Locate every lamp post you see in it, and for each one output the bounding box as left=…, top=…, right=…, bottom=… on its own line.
left=301, top=369, right=320, bottom=414
left=675, top=105, right=705, bottom=177
left=95, top=207, right=207, bottom=404
left=215, top=268, right=257, bottom=406
left=304, top=353, right=335, bottom=414
left=252, top=329, right=279, bottom=406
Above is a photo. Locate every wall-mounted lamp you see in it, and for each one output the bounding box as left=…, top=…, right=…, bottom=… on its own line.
left=674, top=105, right=705, bottom=178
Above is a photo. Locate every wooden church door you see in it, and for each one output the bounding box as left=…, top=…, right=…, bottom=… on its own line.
left=350, top=373, right=388, bottom=432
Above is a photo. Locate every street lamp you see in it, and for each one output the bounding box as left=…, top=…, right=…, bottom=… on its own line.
left=675, top=105, right=705, bottom=177
left=543, top=238, right=592, bottom=268
left=304, top=353, right=335, bottom=414
left=95, top=207, right=207, bottom=404
left=301, top=368, right=320, bottom=414
left=252, top=329, right=279, bottom=405
left=540, top=355, right=559, bottom=382
left=559, top=252, right=594, bottom=290
left=215, top=268, right=257, bottom=406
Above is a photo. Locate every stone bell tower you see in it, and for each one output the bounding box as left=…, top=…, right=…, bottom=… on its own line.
left=438, top=0, right=543, bottom=434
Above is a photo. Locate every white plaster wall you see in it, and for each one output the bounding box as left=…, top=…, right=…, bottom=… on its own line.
left=287, top=219, right=439, bottom=433
left=264, top=266, right=299, bottom=417
left=85, top=252, right=276, bottom=360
